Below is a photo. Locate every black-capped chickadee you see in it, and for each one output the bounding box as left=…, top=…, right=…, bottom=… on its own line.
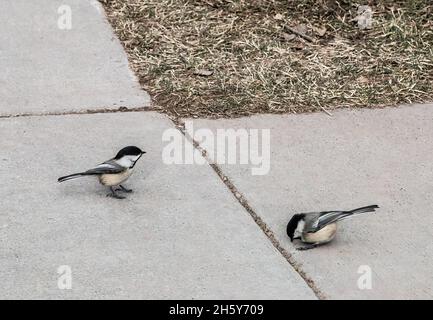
left=58, top=146, right=146, bottom=199
left=287, top=205, right=379, bottom=250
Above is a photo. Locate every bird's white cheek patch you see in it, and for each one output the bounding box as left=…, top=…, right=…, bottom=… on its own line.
left=116, top=157, right=133, bottom=168
left=127, top=155, right=141, bottom=163
left=294, top=220, right=305, bottom=238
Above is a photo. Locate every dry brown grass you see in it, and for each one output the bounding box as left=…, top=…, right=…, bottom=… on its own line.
left=100, top=0, right=433, bottom=118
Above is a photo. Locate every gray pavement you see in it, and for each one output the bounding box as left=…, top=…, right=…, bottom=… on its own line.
left=0, top=112, right=315, bottom=299
left=2, top=0, right=431, bottom=300
left=0, top=0, right=149, bottom=116
left=194, top=104, right=433, bottom=299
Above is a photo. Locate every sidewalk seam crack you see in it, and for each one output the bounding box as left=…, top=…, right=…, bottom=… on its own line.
left=0, top=106, right=160, bottom=119
left=170, top=117, right=326, bottom=300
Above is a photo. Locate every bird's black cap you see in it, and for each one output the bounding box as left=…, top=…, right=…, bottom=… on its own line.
left=286, top=214, right=305, bottom=242
left=114, top=146, right=146, bottom=159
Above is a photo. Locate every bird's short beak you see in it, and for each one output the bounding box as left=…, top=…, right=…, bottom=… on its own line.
left=141, top=151, right=146, bottom=155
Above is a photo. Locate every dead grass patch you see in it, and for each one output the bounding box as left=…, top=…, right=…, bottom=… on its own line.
left=100, top=0, right=432, bottom=118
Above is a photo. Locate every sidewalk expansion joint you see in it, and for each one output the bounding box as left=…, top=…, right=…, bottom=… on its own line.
left=0, top=106, right=160, bottom=119
left=1, top=104, right=325, bottom=298
left=171, top=117, right=326, bottom=300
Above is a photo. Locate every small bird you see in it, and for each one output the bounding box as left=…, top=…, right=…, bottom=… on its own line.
left=58, top=146, right=146, bottom=199
left=287, top=205, right=379, bottom=250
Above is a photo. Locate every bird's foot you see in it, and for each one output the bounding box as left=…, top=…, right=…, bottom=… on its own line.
left=107, top=187, right=126, bottom=199
left=296, top=244, right=318, bottom=251
left=106, top=193, right=126, bottom=199
left=118, top=185, right=133, bottom=193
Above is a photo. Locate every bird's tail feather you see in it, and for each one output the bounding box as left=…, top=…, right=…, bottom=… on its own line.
left=335, top=205, right=379, bottom=222
left=349, top=205, right=379, bottom=215
left=58, top=173, right=87, bottom=183
left=318, top=205, right=379, bottom=228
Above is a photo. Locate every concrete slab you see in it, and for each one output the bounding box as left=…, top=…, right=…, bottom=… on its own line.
left=0, top=0, right=150, bottom=116
left=193, top=104, right=433, bottom=299
left=0, top=111, right=315, bottom=299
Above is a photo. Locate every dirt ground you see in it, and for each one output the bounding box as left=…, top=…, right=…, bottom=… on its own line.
left=100, top=0, right=433, bottom=118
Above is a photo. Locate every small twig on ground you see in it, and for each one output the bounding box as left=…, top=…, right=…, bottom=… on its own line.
left=320, top=106, right=333, bottom=117
left=284, top=25, right=316, bottom=43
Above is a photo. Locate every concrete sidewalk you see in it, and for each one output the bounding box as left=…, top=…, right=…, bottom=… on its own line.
left=0, top=1, right=316, bottom=298
left=0, top=112, right=316, bottom=299
left=0, top=0, right=149, bottom=116
left=193, top=104, right=433, bottom=299
left=2, top=0, right=432, bottom=300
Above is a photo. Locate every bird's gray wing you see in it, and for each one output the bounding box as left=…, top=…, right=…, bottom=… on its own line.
left=84, top=160, right=125, bottom=175
left=303, top=211, right=350, bottom=233
left=303, top=205, right=379, bottom=233
left=302, top=213, right=325, bottom=232
left=318, top=211, right=352, bottom=228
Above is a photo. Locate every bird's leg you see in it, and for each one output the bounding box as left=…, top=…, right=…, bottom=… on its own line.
left=118, top=185, right=133, bottom=193
left=106, top=186, right=126, bottom=199
left=296, top=244, right=319, bottom=251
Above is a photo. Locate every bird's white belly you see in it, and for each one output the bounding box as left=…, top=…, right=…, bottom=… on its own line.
left=99, top=169, right=132, bottom=186
left=302, top=223, right=337, bottom=244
